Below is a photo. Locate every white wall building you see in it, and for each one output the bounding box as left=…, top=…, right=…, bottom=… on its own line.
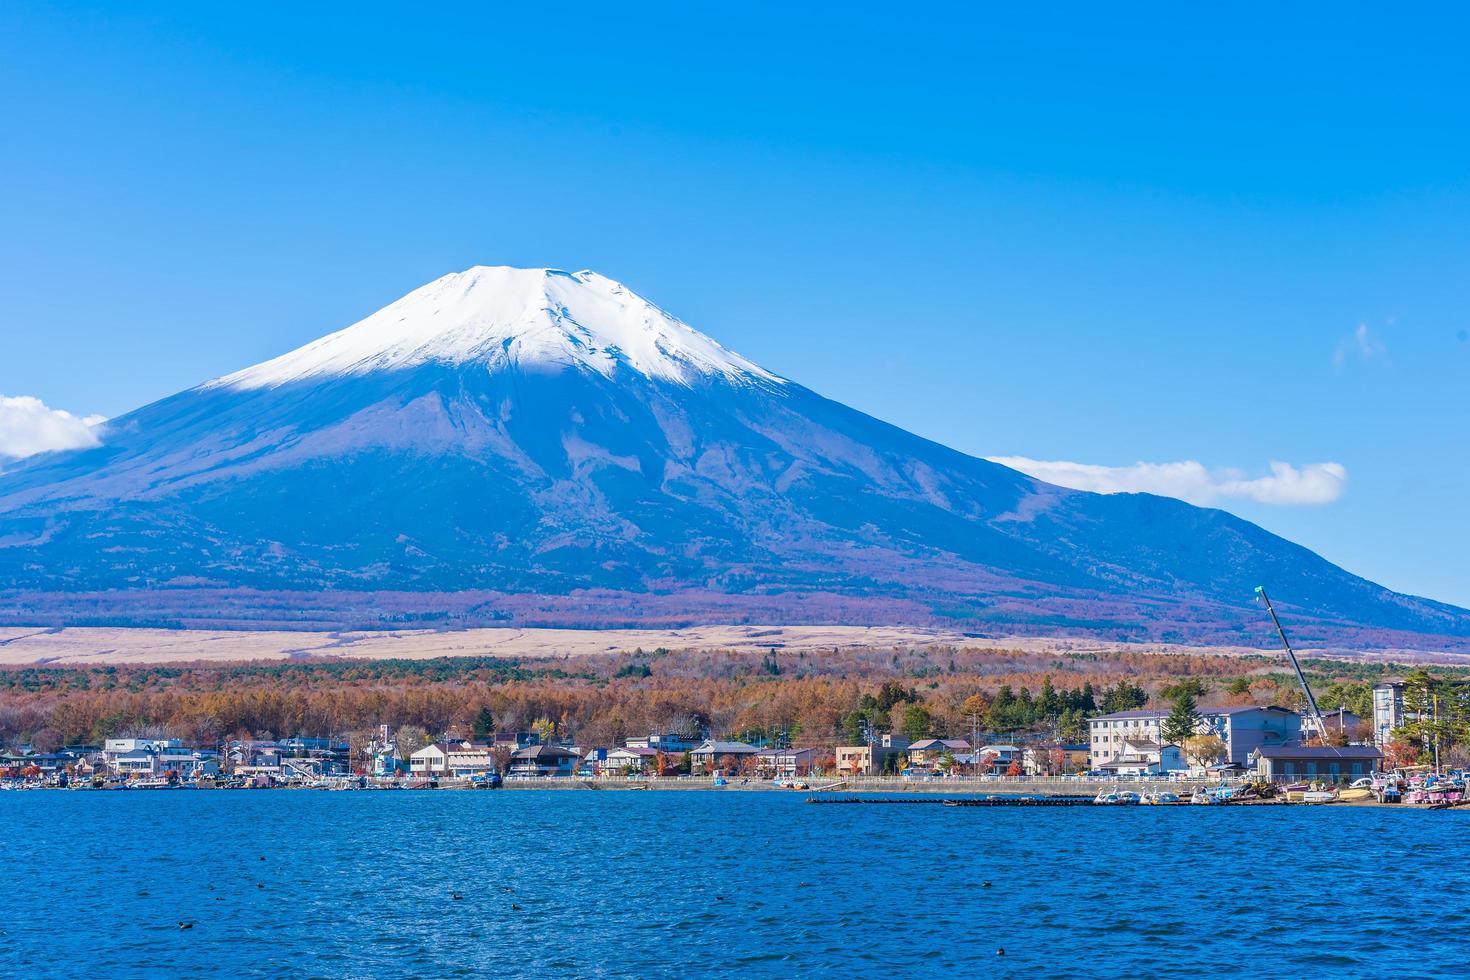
left=1089, top=706, right=1300, bottom=767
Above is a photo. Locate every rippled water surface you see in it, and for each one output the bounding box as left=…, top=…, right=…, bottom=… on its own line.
left=1, top=790, right=1464, bottom=978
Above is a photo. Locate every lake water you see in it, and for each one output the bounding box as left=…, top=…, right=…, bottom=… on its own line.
left=1, top=790, right=1464, bottom=978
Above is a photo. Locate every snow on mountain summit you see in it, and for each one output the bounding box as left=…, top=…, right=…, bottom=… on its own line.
left=211, top=266, right=783, bottom=390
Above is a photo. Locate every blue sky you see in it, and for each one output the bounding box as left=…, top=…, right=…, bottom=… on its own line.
left=2, top=4, right=1467, bottom=605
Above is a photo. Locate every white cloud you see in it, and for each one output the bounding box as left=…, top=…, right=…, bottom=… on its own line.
left=1333, top=322, right=1387, bottom=367
left=0, top=395, right=106, bottom=460
left=988, top=456, right=1347, bottom=507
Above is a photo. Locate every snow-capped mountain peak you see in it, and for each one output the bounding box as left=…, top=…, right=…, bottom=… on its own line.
left=210, top=265, right=783, bottom=390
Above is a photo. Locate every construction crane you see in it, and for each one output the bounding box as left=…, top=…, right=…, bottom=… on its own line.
left=1255, top=586, right=1328, bottom=742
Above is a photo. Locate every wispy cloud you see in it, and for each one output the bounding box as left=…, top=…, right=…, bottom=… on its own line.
left=988, top=456, right=1347, bottom=507
left=0, top=395, right=106, bottom=460
left=1333, top=322, right=1388, bottom=367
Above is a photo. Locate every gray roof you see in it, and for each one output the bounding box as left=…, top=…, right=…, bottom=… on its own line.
left=692, top=740, right=759, bottom=755
left=512, top=745, right=580, bottom=760
left=1255, top=745, right=1381, bottom=760
left=1091, top=705, right=1297, bottom=722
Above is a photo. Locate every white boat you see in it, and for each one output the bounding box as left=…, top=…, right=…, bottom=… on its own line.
left=1302, top=789, right=1338, bottom=804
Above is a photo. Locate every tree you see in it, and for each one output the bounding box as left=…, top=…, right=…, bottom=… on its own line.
left=1182, top=734, right=1225, bottom=768
left=471, top=707, right=495, bottom=740
left=394, top=725, right=430, bottom=756
left=897, top=703, right=932, bottom=741
left=1161, top=691, right=1200, bottom=746
left=1038, top=676, right=1060, bottom=718
left=1383, top=736, right=1421, bottom=770
left=530, top=716, right=557, bottom=743
left=1159, top=678, right=1209, bottom=702
left=1057, top=708, right=1087, bottom=743
left=29, top=728, right=62, bottom=754
left=1100, top=682, right=1147, bottom=713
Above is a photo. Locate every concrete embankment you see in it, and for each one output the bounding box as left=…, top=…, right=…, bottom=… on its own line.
left=484, top=777, right=1210, bottom=795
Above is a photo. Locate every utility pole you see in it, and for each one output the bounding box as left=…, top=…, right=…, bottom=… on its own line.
left=970, top=712, right=981, bottom=779
left=1433, top=694, right=1441, bottom=775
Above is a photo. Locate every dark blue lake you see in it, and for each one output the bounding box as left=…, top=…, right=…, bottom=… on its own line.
left=0, top=790, right=1463, bottom=978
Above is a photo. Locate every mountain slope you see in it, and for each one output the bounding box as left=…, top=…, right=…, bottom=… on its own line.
left=1, top=266, right=1465, bottom=648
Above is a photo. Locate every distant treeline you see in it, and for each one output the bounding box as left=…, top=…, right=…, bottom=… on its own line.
left=0, top=645, right=1451, bottom=752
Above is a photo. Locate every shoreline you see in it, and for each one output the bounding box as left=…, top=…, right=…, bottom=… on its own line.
left=16, top=777, right=1443, bottom=807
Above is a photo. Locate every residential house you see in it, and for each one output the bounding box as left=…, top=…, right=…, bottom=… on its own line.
left=1096, top=740, right=1186, bottom=776
left=1023, top=743, right=1090, bottom=776
left=0, top=751, right=84, bottom=782
left=603, top=747, right=658, bottom=775
left=112, top=750, right=163, bottom=777
left=1089, top=706, right=1301, bottom=767
left=906, top=739, right=971, bottom=765
left=1252, top=745, right=1382, bottom=782
left=103, top=738, right=182, bottom=769
left=625, top=733, right=701, bottom=753
left=410, top=743, right=449, bottom=777
left=373, top=749, right=407, bottom=777
left=509, top=744, right=580, bottom=777
left=974, top=744, right=1022, bottom=773
left=834, top=735, right=911, bottom=776
left=230, top=741, right=286, bottom=777
left=689, top=740, right=760, bottom=775
left=756, top=747, right=819, bottom=777
left=276, top=736, right=351, bottom=776
left=447, top=742, right=496, bottom=777
left=492, top=732, right=541, bottom=751
left=157, top=746, right=219, bottom=780
left=576, top=748, right=609, bottom=776
left=103, top=741, right=218, bottom=780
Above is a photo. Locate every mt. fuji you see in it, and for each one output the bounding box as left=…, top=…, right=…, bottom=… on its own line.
left=1, top=266, right=1466, bottom=648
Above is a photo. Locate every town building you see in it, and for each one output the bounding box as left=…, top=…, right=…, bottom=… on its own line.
left=1022, top=743, right=1090, bottom=776
left=409, top=743, right=449, bottom=777
left=1089, top=705, right=1300, bottom=767
left=834, top=735, right=911, bottom=776
left=755, top=746, right=819, bottom=777
left=974, top=744, right=1022, bottom=772
left=1095, top=740, right=1186, bottom=776
left=625, top=733, right=700, bottom=753
left=689, top=740, right=760, bottom=775
left=1252, top=744, right=1382, bottom=782
left=492, top=731, right=542, bottom=751
left=230, top=741, right=286, bottom=777
left=104, top=738, right=182, bottom=768
left=508, top=744, right=580, bottom=777
left=602, top=746, right=658, bottom=774
left=101, top=740, right=219, bottom=780
left=1372, top=682, right=1405, bottom=747
left=906, top=738, right=971, bottom=764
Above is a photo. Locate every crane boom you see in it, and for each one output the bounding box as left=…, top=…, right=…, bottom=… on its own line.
left=1255, top=586, right=1327, bottom=741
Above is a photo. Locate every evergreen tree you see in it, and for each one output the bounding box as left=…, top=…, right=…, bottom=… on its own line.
left=1039, top=676, right=1060, bottom=718
left=471, top=707, right=495, bottom=740
left=1161, top=691, right=1200, bottom=746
